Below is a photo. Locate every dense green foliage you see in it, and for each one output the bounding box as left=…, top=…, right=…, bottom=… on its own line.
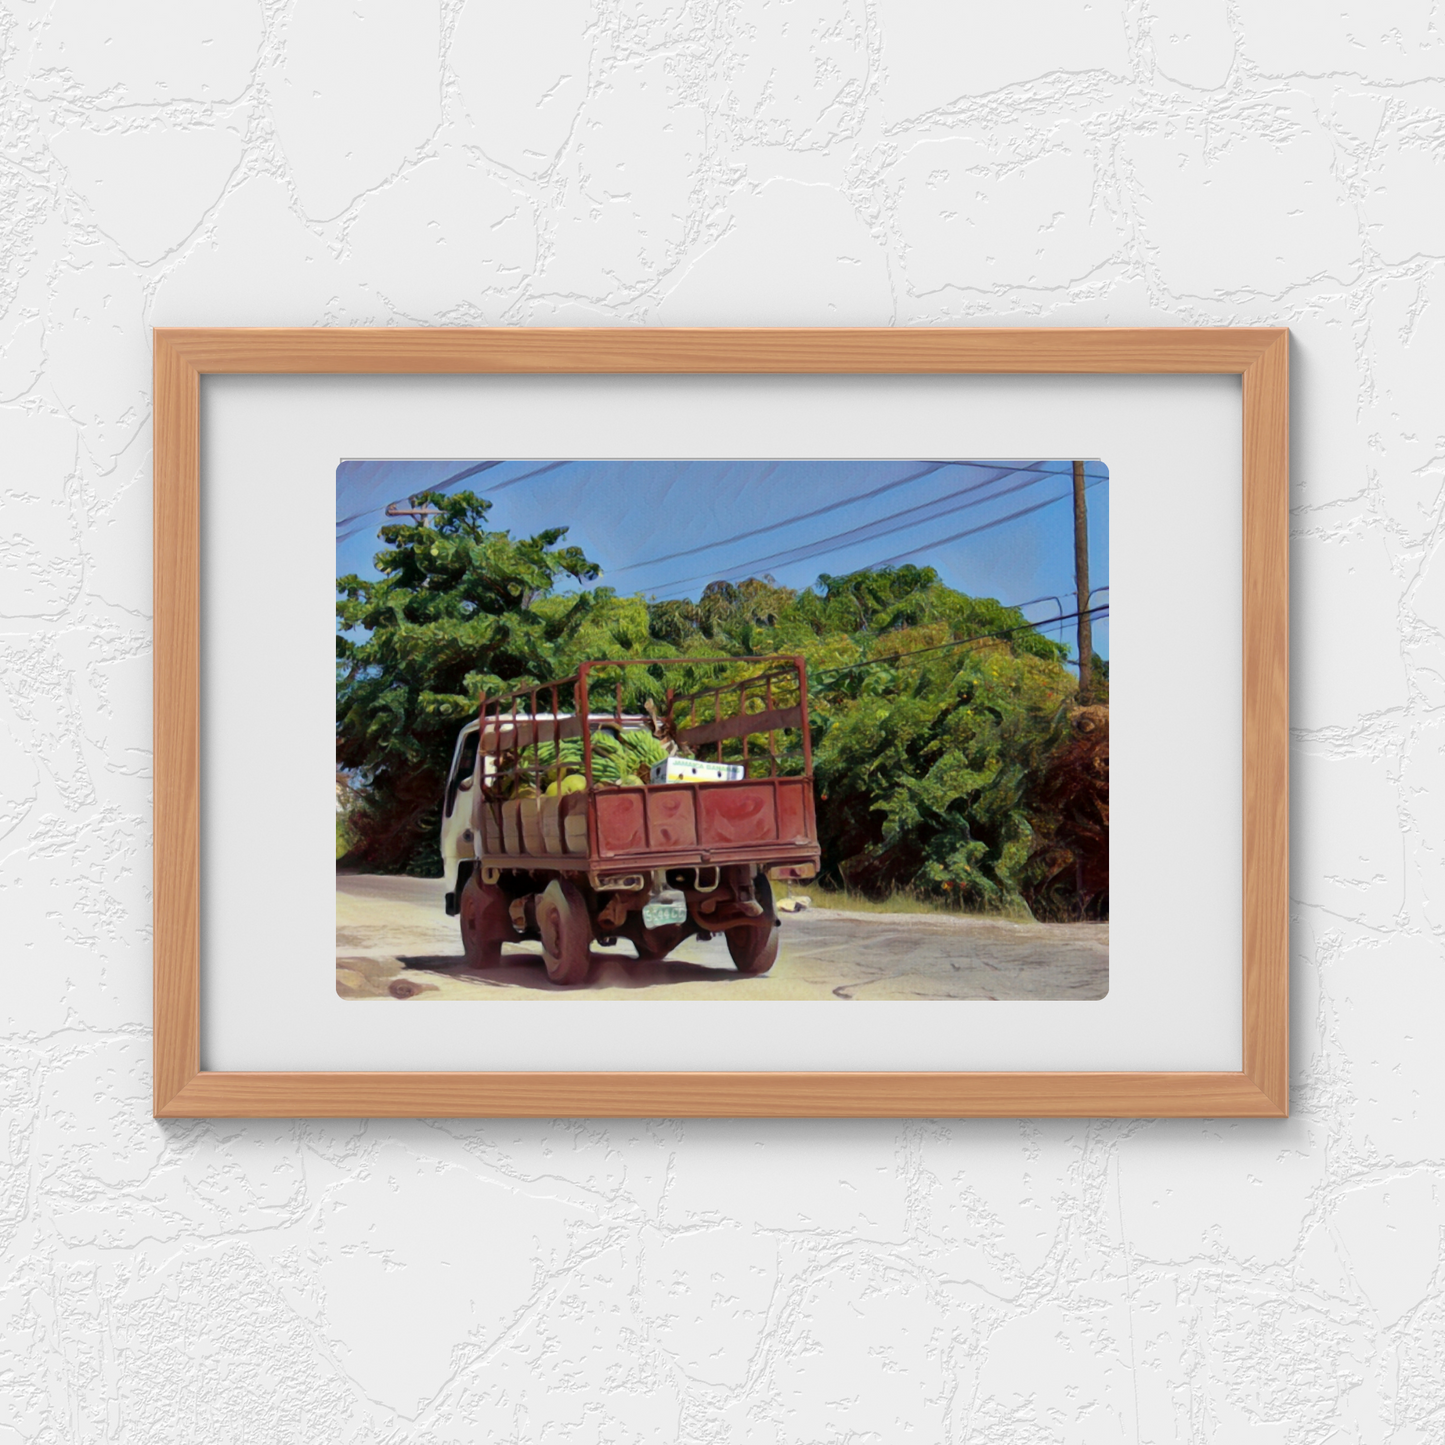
left=336, top=490, right=657, bottom=872
left=338, top=492, right=1107, bottom=916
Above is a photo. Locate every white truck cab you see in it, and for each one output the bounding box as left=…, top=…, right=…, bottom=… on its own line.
left=439, top=720, right=482, bottom=915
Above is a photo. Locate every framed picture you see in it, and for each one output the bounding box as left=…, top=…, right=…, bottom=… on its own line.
left=154, top=327, right=1288, bottom=1117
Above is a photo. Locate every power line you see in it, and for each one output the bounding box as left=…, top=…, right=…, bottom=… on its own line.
left=868, top=481, right=1102, bottom=570
left=644, top=467, right=1069, bottom=594
left=644, top=477, right=1102, bottom=603
left=336, top=459, right=577, bottom=542
left=1011, top=585, right=1109, bottom=624
left=609, top=459, right=1088, bottom=577
left=646, top=469, right=1098, bottom=599
left=609, top=460, right=949, bottom=573
left=336, top=460, right=511, bottom=533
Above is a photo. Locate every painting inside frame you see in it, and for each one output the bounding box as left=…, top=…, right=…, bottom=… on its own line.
left=197, top=367, right=1247, bottom=1078
left=335, top=457, right=1110, bottom=1005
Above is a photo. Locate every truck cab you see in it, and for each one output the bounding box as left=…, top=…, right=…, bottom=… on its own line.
left=439, top=720, right=482, bottom=916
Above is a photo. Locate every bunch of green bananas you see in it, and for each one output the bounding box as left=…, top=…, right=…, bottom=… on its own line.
left=591, top=728, right=669, bottom=785
left=520, top=728, right=670, bottom=790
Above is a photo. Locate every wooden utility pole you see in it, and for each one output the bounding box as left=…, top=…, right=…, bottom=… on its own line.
left=1072, top=459, right=1093, bottom=704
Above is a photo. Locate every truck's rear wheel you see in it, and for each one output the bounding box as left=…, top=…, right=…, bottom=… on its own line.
left=726, top=873, right=779, bottom=975
left=459, top=875, right=515, bottom=969
left=537, top=878, right=592, bottom=985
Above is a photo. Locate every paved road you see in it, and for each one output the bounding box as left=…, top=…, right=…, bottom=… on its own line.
left=337, top=874, right=1108, bottom=1002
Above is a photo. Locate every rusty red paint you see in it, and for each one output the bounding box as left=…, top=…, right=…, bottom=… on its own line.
left=698, top=784, right=773, bottom=845
left=646, top=788, right=698, bottom=849
left=595, top=790, right=646, bottom=854
left=776, top=780, right=810, bottom=845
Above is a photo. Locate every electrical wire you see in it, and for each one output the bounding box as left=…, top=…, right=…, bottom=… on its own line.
left=336, top=459, right=577, bottom=542
left=609, top=459, right=1089, bottom=577
left=868, top=484, right=1102, bottom=569
left=645, top=469, right=1099, bottom=599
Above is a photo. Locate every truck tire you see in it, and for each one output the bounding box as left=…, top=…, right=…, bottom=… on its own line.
left=726, top=873, right=779, bottom=975
left=537, top=878, right=592, bottom=985
left=459, top=874, right=515, bottom=969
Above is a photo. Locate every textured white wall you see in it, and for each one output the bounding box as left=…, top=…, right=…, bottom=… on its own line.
left=2, top=0, right=1441, bottom=1438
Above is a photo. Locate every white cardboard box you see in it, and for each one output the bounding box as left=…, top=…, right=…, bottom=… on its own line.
left=650, top=757, right=745, bottom=784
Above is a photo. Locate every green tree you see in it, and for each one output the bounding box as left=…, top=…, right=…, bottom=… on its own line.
left=806, top=640, right=1075, bottom=909
left=336, top=491, right=640, bottom=872
left=644, top=566, right=1087, bottom=914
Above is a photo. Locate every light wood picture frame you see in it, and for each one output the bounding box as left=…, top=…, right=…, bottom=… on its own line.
left=153, top=327, right=1288, bottom=1119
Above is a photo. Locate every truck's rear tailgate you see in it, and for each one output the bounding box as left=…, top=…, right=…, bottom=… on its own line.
left=592, top=777, right=816, bottom=865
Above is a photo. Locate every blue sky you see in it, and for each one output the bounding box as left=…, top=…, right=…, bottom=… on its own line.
left=336, top=458, right=1109, bottom=661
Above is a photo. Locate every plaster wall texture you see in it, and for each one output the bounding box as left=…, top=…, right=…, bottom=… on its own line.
left=1, top=0, right=1441, bottom=1440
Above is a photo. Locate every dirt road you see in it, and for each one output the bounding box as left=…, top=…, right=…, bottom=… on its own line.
left=337, top=874, right=1108, bottom=1002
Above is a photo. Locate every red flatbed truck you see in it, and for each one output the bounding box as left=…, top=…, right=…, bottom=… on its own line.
left=439, top=656, right=821, bottom=984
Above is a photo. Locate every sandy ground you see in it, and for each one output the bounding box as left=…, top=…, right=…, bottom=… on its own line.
left=337, top=874, right=1109, bottom=1002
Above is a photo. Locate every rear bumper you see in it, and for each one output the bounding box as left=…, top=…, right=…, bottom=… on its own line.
left=480, top=843, right=820, bottom=877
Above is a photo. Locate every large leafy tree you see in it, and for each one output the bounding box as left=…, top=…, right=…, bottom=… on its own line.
left=645, top=566, right=1088, bottom=913
left=337, top=491, right=643, bottom=872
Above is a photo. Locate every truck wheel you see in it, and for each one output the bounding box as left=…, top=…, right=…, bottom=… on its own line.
left=459, top=875, right=515, bottom=969
left=537, top=879, right=592, bottom=985
left=727, top=873, right=779, bottom=975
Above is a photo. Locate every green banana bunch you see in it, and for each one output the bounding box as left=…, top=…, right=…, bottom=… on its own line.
left=515, top=728, right=669, bottom=788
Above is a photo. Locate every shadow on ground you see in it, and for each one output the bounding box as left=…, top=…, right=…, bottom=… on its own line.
left=337, top=946, right=754, bottom=997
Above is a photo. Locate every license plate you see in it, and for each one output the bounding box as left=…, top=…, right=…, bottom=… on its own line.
left=642, top=900, right=687, bottom=928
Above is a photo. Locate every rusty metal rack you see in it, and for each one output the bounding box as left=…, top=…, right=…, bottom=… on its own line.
left=473, top=657, right=818, bottom=878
